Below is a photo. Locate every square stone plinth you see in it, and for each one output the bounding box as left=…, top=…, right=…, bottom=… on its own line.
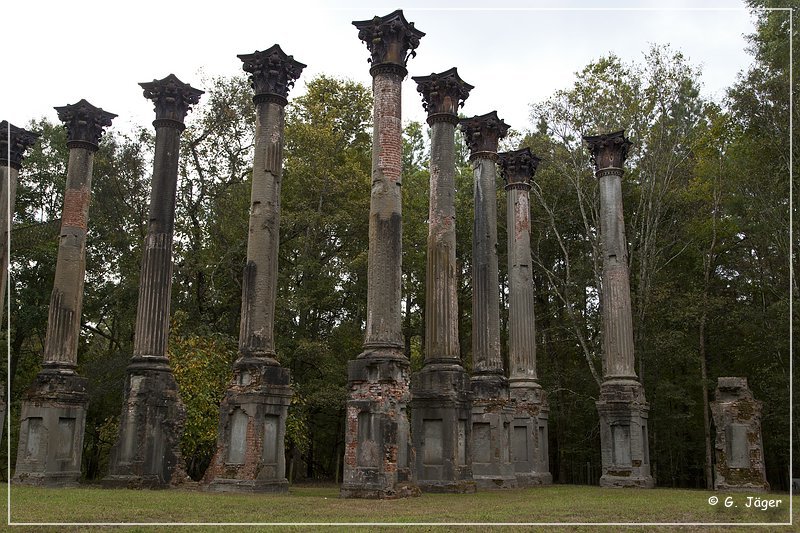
left=14, top=372, right=88, bottom=487
left=509, top=385, right=552, bottom=486
left=710, top=377, right=769, bottom=492
left=103, top=365, right=186, bottom=489
left=410, top=363, right=475, bottom=493
left=340, top=357, right=418, bottom=499
left=205, top=361, right=292, bottom=493
left=596, top=379, right=654, bottom=488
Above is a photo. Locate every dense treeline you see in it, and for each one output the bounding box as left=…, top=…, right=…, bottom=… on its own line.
left=5, top=1, right=793, bottom=489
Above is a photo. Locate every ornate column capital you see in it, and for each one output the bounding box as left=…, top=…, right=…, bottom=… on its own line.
left=499, top=147, right=540, bottom=189
left=583, top=129, right=632, bottom=175
left=459, top=111, right=509, bottom=159
left=1, top=120, right=40, bottom=170
left=140, top=74, right=204, bottom=128
left=238, top=45, right=306, bottom=105
left=353, top=9, right=425, bottom=76
left=54, top=100, right=116, bottom=151
left=413, top=68, right=473, bottom=125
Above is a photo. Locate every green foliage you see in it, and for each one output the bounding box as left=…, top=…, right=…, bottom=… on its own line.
left=169, top=314, right=237, bottom=480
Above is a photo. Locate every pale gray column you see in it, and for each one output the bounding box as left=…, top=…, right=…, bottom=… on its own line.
left=0, top=120, right=38, bottom=445
left=105, top=75, right=202, bottom=489
left=342, top=10, right=424, bottom=499
left=0, top=121, right=39, bottom=319
left=414, top=68, right=473, bottom=366
left=501, top=149, right=540, bottom=386
left=14, top=101, right=115, bottom=486
left=205, top=45, right=304, bottom=493
left=460, top=112, right=515, bottom=489
left=410, top=68, right=475, bottom=493
left=584, top=130, right=653, bottom=489
left=459, top=112, right=508, bottom=377
left=131, top=76, right=203, bottom=369
left=498, top=147, right=552, bottom=486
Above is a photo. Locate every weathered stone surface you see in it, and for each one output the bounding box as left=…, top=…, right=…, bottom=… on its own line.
left=103, top=365, right=187, bottom=488
left=1, top=121, right=39, bottom=328
left=498, top=147, right=552, bottom=486
left=205, top=364, right=292, bottom=492
left=584, top=131, right=653, bottom=489
left=342, top=12, right=423, bottom=499
left=14, top=105, right=111, bottom=486
left=460, top=112, right=514, bottom=489
left=238, top=45, right=305, bottom=103
left=595, top=379, right=653, bottom=488
left=509, top=386, right=552, bottom=486
left=410, top=364, right=475, bottom=493
left=410, top=68, right=474, bottom=493
left=341, top=357, right=418, bottom=499
left=1, top=120, right=40, bottom=170
left=206, top=53, right=302, bottom=492
left=352, top=10, right=424, bottom=70
left=710, top=377, right=769, bottom=492
left=14, top=372, right=88, bottom=486
left=54, top=99, right=116, bottom=150
left=106, top=76, right=200, bottom=489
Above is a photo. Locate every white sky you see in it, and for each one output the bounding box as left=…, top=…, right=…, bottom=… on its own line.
left=4, top=1, right=759, bottom=137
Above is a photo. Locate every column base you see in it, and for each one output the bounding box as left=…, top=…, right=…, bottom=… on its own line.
left=340, top=354, right=418, bottom=499
left=596, top=379, right=654, bottom=489
left=14, top=371, right=88, bottom=487
left=508, top=384, right=552, bottom=486
left=410, top=362, right=474, bottom=493
left=710, top=377, right=769, bottom=493
left=471, top=374, right=516, bottom=490
left=204, top=359, right=292, bottom=493
left=103, top=361, right=187, bottom=489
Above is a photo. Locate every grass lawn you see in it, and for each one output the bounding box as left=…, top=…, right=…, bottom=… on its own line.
left=2, top=482, right=795, bottom=532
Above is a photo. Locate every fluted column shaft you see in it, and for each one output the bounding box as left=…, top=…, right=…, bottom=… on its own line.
left=471, top=155, right=502, bottom=374
left=425, top=116, right=460, bottom=364
left=2, top=122, right=39, bottom=314
left=240, top=96, right=285, bottom=361
left=0, top=165, right=18, bottom=314
left=42, top=146, right=95, bottom=370
left=597, top=167, right=636, bottom=379
left=132, top=120, right=183, bottom=367
left=363, top=65, right=405, bottom=355
left=506, top=180, right=537, bottom=382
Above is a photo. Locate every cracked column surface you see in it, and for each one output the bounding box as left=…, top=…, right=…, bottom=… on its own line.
left=410, top=67, right=476, bottom=493
left=498, top=147, right=552, bottom=486
left=459, top=112, right=516, bottom=489
left=104, top=75, right=202, bottom=489
left=14, top=103, right=114, bottom=486
left=584, top=130, right=653, bottom=488
left=1, top=121, right=39, bottom=442
left=341, top=10, right=424, bottom=500
left=205, top=45, right=304, bottom=493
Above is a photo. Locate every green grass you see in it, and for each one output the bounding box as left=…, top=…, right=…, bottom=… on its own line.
left=2, top=482, right=795, bottom=532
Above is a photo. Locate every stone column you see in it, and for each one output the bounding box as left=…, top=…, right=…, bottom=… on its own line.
left=459, top=112, right=516, bottom=489
left=498, top=147, right=552, bottom=486
left=1, top=121, right=40, bottom=436
left=205, top=45, right=304, bottom=493
left=14, top=101, right=115, bottom=486
left=410, top=67, right=475, bottom=493
left=1, top=121, right=40, bottom=318
left=710, top=377, right=769, bottom=492
left=584, top=130, right=653, bottom=488
left=341, top=10, right=424, bottom=499
left=105, top=75, right=202, bottom=488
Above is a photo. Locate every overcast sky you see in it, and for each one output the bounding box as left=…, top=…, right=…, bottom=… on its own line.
left=5, top=1, right=760, bottom=137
